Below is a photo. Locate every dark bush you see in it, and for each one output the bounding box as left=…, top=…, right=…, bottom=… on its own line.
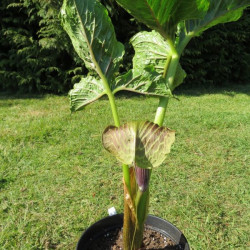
left=0, top=1, right=249, bottom=94
left=180, top=8, right=250, bottom=88
left=0, top=0, right=85, bottom=93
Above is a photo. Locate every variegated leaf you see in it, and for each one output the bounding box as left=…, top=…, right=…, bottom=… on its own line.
left=102, top=121, right=175, bottom=169
left=69, top=76, right=105, bottom=111
left=114, top=66, right=171, bottom=97
left=130, top=31, right=186, bottom=89
left=60, top=0, right=124, bottom=81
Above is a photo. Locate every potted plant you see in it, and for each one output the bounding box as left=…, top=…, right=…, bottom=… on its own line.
left=60, top=0, right=250, bottom=249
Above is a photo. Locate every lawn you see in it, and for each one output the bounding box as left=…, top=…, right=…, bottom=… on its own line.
left=0, top=85, right=249, bottom=249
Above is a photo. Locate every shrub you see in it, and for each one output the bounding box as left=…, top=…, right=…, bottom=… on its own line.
left=0, top=0, right=85, bottom=93
left=181, top=9, right=250, bottom=88
left=0, top=1, right=249, bottom=93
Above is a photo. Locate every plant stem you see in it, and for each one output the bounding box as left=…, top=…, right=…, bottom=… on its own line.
left=80, top=7, right=132, bottom=246
left=154, top=39, right=180, bottom=126
left=166, top=40, right=180, bottom=91
left=100, top=76, right=131, bottom=191
left=107, top=91, right=131, bottom=192
left=154, top=97, right=170, bottom=126
left=177, top=33, right=193, bottom=55
left=131, top=188, right=149, bottom=249
left=106, top=91, right=120, bottom=127
left=162, top=54, right=172, bottom=79
left=123, top=168, right=137, bottom=250
left=135, top=189, right=149, bottom=226
left=122, top=163, right=131, bottom=193
left=100, top=75, right=133, bottom=250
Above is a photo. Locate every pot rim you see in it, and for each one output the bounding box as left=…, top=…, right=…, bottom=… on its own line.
left=76, top=213, right=190, bottom=250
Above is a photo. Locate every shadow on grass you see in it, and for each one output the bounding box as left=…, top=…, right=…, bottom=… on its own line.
left=0, top=84, right=249, bottom=103
left=0, top=92, right=67, bottom=107
left=0, top=178, right=8, bottom=190
left=0, top=92, right=45, bottom=102
left=111, top=84, right=250, bottom=101
left=174, top=83, right=250, bottom=97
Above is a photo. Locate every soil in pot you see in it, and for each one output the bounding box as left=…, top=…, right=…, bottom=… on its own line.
left=86, top=227, right=183, bottom=250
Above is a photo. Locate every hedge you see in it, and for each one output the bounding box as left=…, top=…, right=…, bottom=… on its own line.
left=0, top=0, right=249, bottom=93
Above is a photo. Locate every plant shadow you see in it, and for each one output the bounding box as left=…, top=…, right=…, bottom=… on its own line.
left=175, top=83, right=250, bottom=97
left=0, top=93, right=67, bottom=108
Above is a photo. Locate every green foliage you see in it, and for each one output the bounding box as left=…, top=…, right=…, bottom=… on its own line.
left=181, top=9, right=250, bottom=87
left=129, top=31, right=186, bottom=90
left=115, top=0, right=209, bottom=38
left=61, top=0, right=175, bottom=112
left=114, top=66, right=172, bottom=97
left=183, top=0, right=249, bottom=37
left=0, top=0, right=85, bottom=93
left=69, top=76, right=105, bottom=111
left=60, top=0, right=124, bottom=82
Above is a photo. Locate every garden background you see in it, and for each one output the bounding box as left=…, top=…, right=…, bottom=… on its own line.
left=1, top=0, right=249, bottom=93
left=0, top=0, right=249, bottom=249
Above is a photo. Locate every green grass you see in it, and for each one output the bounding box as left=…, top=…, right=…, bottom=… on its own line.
left=0, top=86, right=249, bottom=249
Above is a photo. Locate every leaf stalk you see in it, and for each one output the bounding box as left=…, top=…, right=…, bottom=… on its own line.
left=154, top=39, right=180, bottom=126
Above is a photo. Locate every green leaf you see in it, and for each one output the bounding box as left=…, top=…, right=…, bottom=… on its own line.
left=115, top=0, right=208, bottom=37
left=131, top=31, right=170, bottom=74
left=114, top=66, right=172, bottom=97
left=131, top=31, right=186, bottom=88
left=185, top=0, right=250, bottom=37
left=60, top=0, right=124, bottom=81
left=102, top=121, right=175, bottom=169
left=69, top=76, right=105, bottom=111
left=113, top=31, right=186, bottom=95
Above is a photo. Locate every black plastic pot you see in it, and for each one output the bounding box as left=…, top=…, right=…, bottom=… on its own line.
left=77, top=214, right=190, bottom=250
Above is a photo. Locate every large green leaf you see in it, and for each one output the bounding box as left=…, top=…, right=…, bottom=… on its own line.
left=114, top=66, right=172, bottom=97
left=130, top=31, right=186, bottom=89
left=60, top=0, right=124, bottom=81
left=113, top=31, right=186, bottom=95
left=185, top=0, right=250, bottom=37
left=102, top=121, right=175, bottom=169
left=131, top=31, right=170, bottom=74
left=115, top=0, right=208, bottom=37
left=69, top=76, right=105, bottom=111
